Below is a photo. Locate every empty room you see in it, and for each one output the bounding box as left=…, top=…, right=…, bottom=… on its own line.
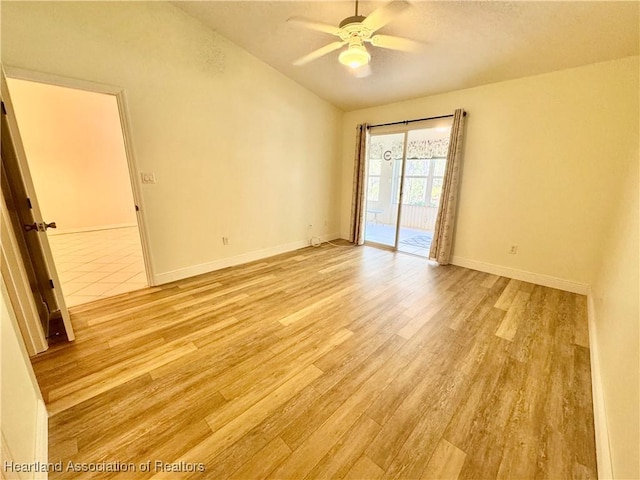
left=0, top=2, right=637, bottom=480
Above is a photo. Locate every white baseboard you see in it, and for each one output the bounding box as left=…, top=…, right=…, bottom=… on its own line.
left=0, top=400, right=48, bottom=480
left=47, top=223, right=137, bottom=236
left=33, top=400, right=48, bottom=480
left=587, top=291, right=613, bottom=480
left=154, top=233, right=341, bottom=285
left=1, top=431, right=16, bottom=480
left=450, top=256, right=589, bottom=294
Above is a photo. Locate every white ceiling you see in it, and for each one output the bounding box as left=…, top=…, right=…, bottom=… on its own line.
left=173, top=1, right=639, bottom=111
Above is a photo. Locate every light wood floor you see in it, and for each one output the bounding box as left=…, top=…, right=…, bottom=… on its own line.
left=32, top=243, right=597, bottom=479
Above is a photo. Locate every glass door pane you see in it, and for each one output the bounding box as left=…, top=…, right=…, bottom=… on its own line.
left=364, top=132, right=405, bottom=247
left=397, top=126, right=451, bottom=257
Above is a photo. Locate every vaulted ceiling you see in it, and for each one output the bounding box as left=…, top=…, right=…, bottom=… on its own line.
left=173, top=1, right=639, bottom=111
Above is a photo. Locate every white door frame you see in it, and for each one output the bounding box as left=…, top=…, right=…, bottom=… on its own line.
left=2, top=68, right=76, bottom=342
left=4, top=66, right=155, bottom=288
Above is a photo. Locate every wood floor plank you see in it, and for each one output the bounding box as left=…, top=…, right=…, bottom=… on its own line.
left=494, top=278, right=522, bottom=310
left=365, top=325, right=455, bottom=428
left=227, top=437, right=292, bottom=480
left=571, top=345, right=597, bottom=474
left=379, top=341, right=477, bottom=479
left=209, top=328, right=352, bottom=423
left=365, top=343, right=456, bottom=470
left=151, top=365, right=324, bottom=479
left=278, top=335, right=407, bottom=451
left=72, top=380, right=225, bottom=470
left=273, top=314, right=451, bottom=477
left=269, top=395, right=366, bottom=479
left=495, top=290, right=531, bottom=341
left=304, top=414, right=382, bottom=480
left=278, top=283, right=361, bottom=326
left=397, top=290, right=456, bottom=339
left=344, top=455, right=384, bottom=480
left=149, top=319, right=281, bottom=381
left=492, top=289, right=579, bottom=480
left=462, top=355, right=528, bottom=480
left=30, top=244, right=596, bottom=480
left=220, top=326, right=353, bottom=401
left=573, top=294, right=590, bottom=348
left=47, top=374, right=155, bottom=450
left=311, top=313, right=407, bottom=396
left=84, top=284, right=223, bottom=326
left=421, top=438, right=466, bottom=480
left=481, top=274, right=500, bottom=289
left=197, top=384, right=323, bottom=480
left=47, top=341, right=198, bottom=415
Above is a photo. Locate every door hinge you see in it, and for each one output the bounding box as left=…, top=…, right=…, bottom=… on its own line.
left=135, top=205, right=139, bottom=212
left=49, top=279, right=55, bottom=289
left=27, top=197, right=32, bottom=209
left=1, top=101, right=6, bottom=115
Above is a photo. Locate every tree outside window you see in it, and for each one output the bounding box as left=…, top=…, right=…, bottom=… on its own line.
left=401, top=157, right=447, bottom=207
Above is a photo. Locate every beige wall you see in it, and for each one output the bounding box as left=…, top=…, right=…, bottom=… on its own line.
left=1, top=1, right=342, bottom=281
left=341, top=56, right=639, bottom=288
left=590, top=141, right=639, bottom=479
left=7, top=78, right=137, bottom=233
left=0, top=281, right=46, bottom=479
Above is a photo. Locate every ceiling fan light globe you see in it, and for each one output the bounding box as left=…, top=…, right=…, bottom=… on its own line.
left=338, top=45, right=371, bottom=69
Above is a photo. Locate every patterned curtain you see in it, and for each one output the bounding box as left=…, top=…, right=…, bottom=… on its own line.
left=429, top=109, right=466, bottom=264
left=349, top=123, right=369, bottom=245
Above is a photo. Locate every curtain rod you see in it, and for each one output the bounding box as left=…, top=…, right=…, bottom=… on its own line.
left=367, top=111, right=466, bottom=129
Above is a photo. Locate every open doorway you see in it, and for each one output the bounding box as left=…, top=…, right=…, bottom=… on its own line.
left=6, top=78, right=149, bottom=307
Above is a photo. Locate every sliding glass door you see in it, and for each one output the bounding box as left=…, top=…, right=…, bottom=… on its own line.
left=364, top=121, right=452, bottom=257
left=363, top=132, right=405, bottom=247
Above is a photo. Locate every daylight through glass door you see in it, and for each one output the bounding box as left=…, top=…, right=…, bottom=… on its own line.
left=364, top=122, right=452, bottom=257
left=363, top=132, right=405, bottom=248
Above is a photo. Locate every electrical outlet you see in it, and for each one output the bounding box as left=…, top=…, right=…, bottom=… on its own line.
left=509, top=245, right=518, bottom=254
left=222, top=237, right=229, bottom=245
left=140, top=172, right=156, bottom=184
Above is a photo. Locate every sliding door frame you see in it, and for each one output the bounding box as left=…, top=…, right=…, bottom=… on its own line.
left=393, top=131, right=409, bottom=250
left=364, top=124, right=414, bottom=252
left=364, top=118, right=453, bottom=254
left=363, top=127, right=409, bottom=251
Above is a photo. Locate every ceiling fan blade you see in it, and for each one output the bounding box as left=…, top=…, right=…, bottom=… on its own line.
left=361, top=0, right=411, bottom=33
left=293, top=41, right=346, bottom=66
left=287, top=17, right=341, bottom=36
left=369, top=34, right=425, bottom=52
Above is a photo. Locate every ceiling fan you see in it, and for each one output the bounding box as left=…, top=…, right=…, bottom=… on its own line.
left=288, top=0, right=423, bottom=72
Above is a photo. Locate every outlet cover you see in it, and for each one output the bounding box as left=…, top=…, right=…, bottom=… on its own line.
left=141, top=172, right=156, bottom=184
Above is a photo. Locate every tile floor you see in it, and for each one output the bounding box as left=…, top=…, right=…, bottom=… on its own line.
left=48, top=227, right=148, bottom=307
